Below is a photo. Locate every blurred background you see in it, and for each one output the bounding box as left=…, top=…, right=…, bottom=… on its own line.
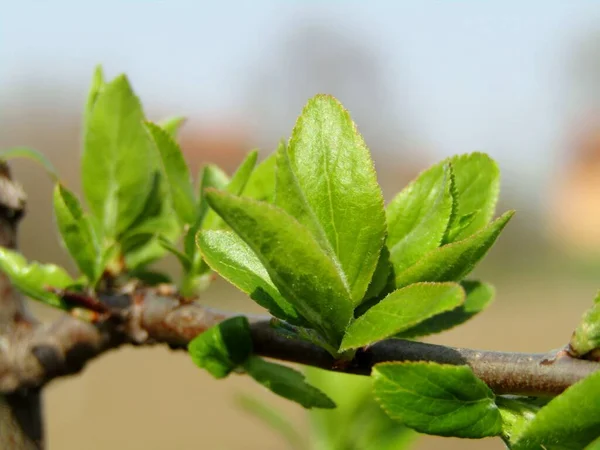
left=2, top=1, right=600, bottom=449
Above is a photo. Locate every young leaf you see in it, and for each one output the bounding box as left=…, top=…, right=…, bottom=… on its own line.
left=145, top=122, right=196, bottom=225
left=188, top=316, right=252, bottom=379
left=202, top=150, right=258, bottom=230
left=205, top=190, right=352, bottom=346
left=157, top=235, right=192, bottom=272
left=243, top=152, right=276, bottom=203
left=82, top=74, right=155, bottom=238
left=53, top=184, right=99, bottom=282
left=236, top=394, right=306, bottom=450
left=510, top=370, right=600, bottom=449
left=0, top=248, right=74, bottom=309
left=159, top=116, right=186, bottom=137
left=394, top=211, right=514, bottom=289
left=363, top=245, right=392, bottom=301
left=340, top=282, right=464, bottom=351
left=198, top=230, right=306, bottom=326
left=278, top=95, right=386, bottom=305
left=85, top=65, right=104, bottom=119
left=496, top=396, right=542, bottom=446
left=0, top=147, right=59, bottom=181
left=444, top=153, right=500, bottom=242
left=570, top=292, right=600, bottom=357
left=243, top=356, right=335, bottom=409
left=396, top=280, right=495, bottom=339
left=386, top=161, right=453, bottom=275
left=373, top=362, right=502, bottom=438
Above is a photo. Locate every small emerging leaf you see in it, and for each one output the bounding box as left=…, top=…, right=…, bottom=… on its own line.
left=373, top=362, right=502, bottom=438
left=394, top=211, right=514, bottom=289
left=53, top=184, right=100, bottom=282
left=243, top=356, right=335, bottom=409
left=85, top=65, right=104, bottom=120
left=363, top=245, right=392, bottom=301
left=570, top=291, right=600, bottom=357
left=243, top=152, right=276, bottom=203
left=340, top=282, right=464, bottom=351
left=159, top=116, right=186, bottom=137
left=0, top=248, right=74, bottom=309
left=188, top=316, right=252, bottom=379
left=0, top=147, right=59, bottom=181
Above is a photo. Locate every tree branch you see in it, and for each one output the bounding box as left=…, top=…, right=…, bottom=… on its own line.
left=0, top=288, right=597, bottom=398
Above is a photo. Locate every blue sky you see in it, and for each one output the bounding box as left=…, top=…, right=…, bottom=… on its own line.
left=2, top=1, right=600, bottom=202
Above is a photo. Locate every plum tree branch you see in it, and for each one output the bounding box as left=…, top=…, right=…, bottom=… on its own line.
left=0, top=288, right=597, bottom=398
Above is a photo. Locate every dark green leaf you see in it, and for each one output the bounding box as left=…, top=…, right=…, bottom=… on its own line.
left=236, top=394, right=306, bottom=450
left=511, top=370, right=600, bottom=449
left=396, top=280, right=495, bottom=339
left=373, top=362, right=502, bottom=438
left=243, top=356, right=335, bottom=409
left=145, top=122, right=196, bottom=225
left=159, top=116, right=186, bottom=137
left=0, top=248, right=74, bottom=309
left=197, top=230, right=306, bottom=326
left=444, top=153, right=500, bottom=242
left=570, top=292, right=600, bottom=357
left=340, top=282, right=464, bottom=351
left=386, top=161, right=453, bottom=274
left=243, top=151, right=276, bottom=203
left=53, top=184, right=100, bottom=283
left=188, top=316, right=252, bottom=379
left=394, top=211, right=514, bottom=289
left=278, top=95, right=386, bottom=305
left=0, top=147, right=59, bottom=181
left=82, top=74, right=155, bottom=238
left=205, top=190, right=352, bottom=346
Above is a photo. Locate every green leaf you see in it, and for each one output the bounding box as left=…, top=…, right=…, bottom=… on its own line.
left=0, top=248, right=74, bottom=309
left=510, top=370, right=600, bottom=449
left=373, top=362, right=502, bottom=438
left=157, top=235, right=192, bottom=272
left=444, top=153, right=500, bottom=242
left=205, top=190, right=352, bottom=346
left=203, top=150, right=258, bottom=230
left=340, top=282, right=464, bottom=351
left=394, top=211, right=514, bottom=289
left=236, top=394, right=306, bottom=450
left=278, top=95, right=386, bottom=305
left=53, top=184, right=100, bottom=283
left=243, top=152, right=276, bottom=203
left=144, top=121, right=196, bottom=225
left=188, top=316, right=252, bottom=379
left=159, top=116, right=186, bottom=137
left=85, top=65, right=104, bottom=120
left=496, top=396, right=542, bottom=446
left=243, top=356, right=335, bottom=409
left=396, top=280, right=495, bottom=339
left=0, top=147, right=59, bottom=181
left=570, top=292, right=600, bottom=357
left=386, top=161, right=453, bottom=275
left=82, top=74, right=155, bottom=238
left=197, top=230, right=305, bottom=326
left=363, top=245, right=392, bottom=301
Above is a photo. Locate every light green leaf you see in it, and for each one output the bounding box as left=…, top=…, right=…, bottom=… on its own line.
left=203, top=150, right=258, bottom=230
left=0, top=248, right=74, bottom=309
left=340, top=282, right=464, bottom=351
left=373, top=362, right=502, bottom=438
left=188, top=316, right=252, bottom=379
left=236, top=394, right=306, bottom=450
left=0, top=147, right=59, bottom=181
left=386, top=162, right=453, bottom=275
left=243, top=356, right=335, bottom=409
left=363, top=245, right=392, bottom=301
left=570, top=292, right=600, bottom=357
left=394, top=211, right=514, bottom=289
left=243, top=152, right=276, bottom=203
left=53, top=184, right=100, bottom=282
left=85, top=65, right=104, bottom=120
left=144, top=122, right=196, bottom=225
left=159, top=116, right=186, bottom=137
left=82, top=74, right=155, bottom=238
left=396, top=280, right=495, bottom=339
left=205, top=190, right=352, bottom=346
left=158, top=235, right=192, bottom=272
left=510, top=370, right=600, bottom=449
left=496, top=396, right=542, bottom=447
left=278, top=95, right=386, bottom=305
left=444, top=153, right=500, bottom=242
left=198, top=230, right=305, bottom=326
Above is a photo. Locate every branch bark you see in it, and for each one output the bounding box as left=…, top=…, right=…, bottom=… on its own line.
left=0, top=289, right=597, bottom=398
